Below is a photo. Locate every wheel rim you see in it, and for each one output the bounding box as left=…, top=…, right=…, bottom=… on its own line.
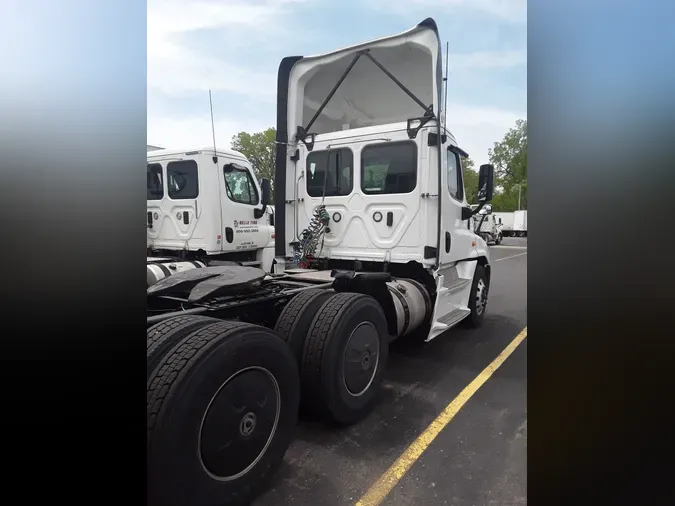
left=198, top=366, right=281, bottom=481
left=342, top=322, right=380, bottom=397
left=475, top=278, right=488, bottom=315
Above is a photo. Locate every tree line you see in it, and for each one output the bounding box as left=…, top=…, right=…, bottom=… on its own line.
left=231, top=118, right=527, bottom=212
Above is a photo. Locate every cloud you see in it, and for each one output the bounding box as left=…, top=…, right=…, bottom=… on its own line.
left=147, top=114, right=270, bottom=151
left=147, top=0, right=308, bottom=99
left=446, top=104, right=525, bottom=166
left=147, top=0, right=525, bottom=165
left=366, top=0, right=526, bottom=24
left=449, top=50, right=526, bottom=70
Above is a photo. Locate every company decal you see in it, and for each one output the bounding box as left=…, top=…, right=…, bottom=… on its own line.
left=234, top=220, right=259, bottom=235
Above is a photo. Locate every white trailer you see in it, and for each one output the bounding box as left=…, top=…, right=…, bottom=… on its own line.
left=513, top=209, right=528, bottom=237
left=146, top=147, right=276, bottom=285
left=494, top=211, right=515, bottom=236
left=147, top=18, right=496, bottom=506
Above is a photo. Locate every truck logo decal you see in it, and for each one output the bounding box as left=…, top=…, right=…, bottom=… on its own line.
left=235, top=220, right=259, bottom=235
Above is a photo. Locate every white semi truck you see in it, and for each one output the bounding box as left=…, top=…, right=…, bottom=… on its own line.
left=471, top=204, right=503, bottom=244
left=146, top=147, right=276, bottom=286
left=146, top=18, right=495, bottom=506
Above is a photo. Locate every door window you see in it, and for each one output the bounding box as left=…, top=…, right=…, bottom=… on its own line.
left=223, top=164, right=259, bottom=205
left=447, top=149, right=464, bottom=202
left=361, top=141, right=417, bottom=195
left=147, top=163, right=163, bottom=200
left=306, top=148, right=353, bottom=198
left=167, top=160, right=199, bottom=200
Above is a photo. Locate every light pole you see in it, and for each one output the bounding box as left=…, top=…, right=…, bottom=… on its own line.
left=514, top=184, right=522, bottom=210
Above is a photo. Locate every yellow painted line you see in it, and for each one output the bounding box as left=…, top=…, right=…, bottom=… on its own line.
left=355, top=327, right=528, bottom=506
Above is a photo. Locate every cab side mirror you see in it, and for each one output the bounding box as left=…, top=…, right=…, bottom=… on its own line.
left=254, top=178, right=271, bottom=219
left=477, top=164, right=494, bottom=203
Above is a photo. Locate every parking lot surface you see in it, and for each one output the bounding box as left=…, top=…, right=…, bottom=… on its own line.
left=255, top=238, right=528, bottom=506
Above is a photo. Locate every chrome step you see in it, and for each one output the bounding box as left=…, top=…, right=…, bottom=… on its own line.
left=443, top=277, right=471, bottom=291
left=438, top=307, right=471, bottom=327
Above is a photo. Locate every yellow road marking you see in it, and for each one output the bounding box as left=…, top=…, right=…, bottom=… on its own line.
left=355, top=327, right=528, bottom=506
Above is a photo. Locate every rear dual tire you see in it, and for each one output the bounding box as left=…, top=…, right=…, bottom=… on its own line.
left=147, top=319, right=300, bottom=506
left=274, top=288, right=336, bottom=363
left=146, top=315, right=219, bottom=379
left=300, top=292, right=389, bottom=426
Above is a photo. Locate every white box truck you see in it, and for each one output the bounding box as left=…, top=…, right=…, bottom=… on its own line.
left=513, top=210, right=527, bottom=237
left=493, top=212, right=515, bottom=237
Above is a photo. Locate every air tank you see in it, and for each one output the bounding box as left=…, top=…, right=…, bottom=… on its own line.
left=147, top=260, right=206, bottom=288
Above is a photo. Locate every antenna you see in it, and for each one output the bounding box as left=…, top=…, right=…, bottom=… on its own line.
left=443, top=41, right=449, bottom=129
left=209, top=89, right=218, bottom=156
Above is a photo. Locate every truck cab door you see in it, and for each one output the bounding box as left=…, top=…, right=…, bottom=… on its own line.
left=219, top=162, right=269, bottom=253
left=428, top=142, right=479, bottom=340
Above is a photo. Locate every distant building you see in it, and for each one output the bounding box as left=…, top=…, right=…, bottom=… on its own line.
left=147, top=145, right=163, bottom=152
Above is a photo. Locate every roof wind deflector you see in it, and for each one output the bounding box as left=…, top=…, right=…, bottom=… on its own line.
left=296, top=49, right=436, bottom=150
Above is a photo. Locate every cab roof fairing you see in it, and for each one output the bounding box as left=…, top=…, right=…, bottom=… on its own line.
left=273, top=18, right=444, bottom=258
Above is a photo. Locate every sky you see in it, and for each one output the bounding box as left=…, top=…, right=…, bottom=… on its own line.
left=147, top=0, right=526, bottom=167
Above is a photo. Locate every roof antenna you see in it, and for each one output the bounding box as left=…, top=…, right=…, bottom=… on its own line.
left=443, top=41, right=449, bottom=129
left=209, top=89, right=218, bottom=163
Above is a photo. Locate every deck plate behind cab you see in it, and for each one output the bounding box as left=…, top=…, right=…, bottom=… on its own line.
left=147, top=265, right=267, bottom=302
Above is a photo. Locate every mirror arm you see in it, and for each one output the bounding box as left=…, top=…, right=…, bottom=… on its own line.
left=254, top=179, right=270, bottom=219
left=470, top=201, right=487, bottom=217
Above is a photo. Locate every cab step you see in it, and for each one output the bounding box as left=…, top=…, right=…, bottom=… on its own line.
left=437, top=307, right=471, bottom=327
left=443, top=277, right=471, bottom=292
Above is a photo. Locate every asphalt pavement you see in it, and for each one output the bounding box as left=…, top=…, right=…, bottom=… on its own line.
left=255, top=237, right=528, bottom=506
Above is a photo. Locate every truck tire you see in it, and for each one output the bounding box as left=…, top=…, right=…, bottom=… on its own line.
left=146, top=315, right=219, bottom=380
left=147, top=321, right=300, bottom=506
left=462, top=265, right=489, bottom=328
left=301, top=292, right=389, bottom=426
left=273, top=288, right=336, bottom=364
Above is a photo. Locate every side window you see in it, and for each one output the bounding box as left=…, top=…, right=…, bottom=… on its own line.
left=447, top=149, right=464, bottom=201
left=223, top=164, right=260, bottom=205
left=147, top=163, right=163, bottom=200
left=361, top=141, right=417, bottom=195
left=167, top=160, right=199, bottom=199
left=306, top=148, right=353, bottom=197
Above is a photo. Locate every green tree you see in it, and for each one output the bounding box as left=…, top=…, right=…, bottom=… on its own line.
left=461, top=156, right=479, bottom=204
left=488, top=118, right=527, bottom=210
left=231, top=127, right=277, bottom=198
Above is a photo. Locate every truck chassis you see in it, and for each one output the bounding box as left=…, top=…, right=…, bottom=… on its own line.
left=146, top=259, right=488, bottom=506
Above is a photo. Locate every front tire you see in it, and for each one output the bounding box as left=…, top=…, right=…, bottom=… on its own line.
left=463, top=265, right=489, bottom=328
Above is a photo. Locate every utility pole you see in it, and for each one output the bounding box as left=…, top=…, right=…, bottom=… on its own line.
left=513, top=183, right=522, bottom=210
